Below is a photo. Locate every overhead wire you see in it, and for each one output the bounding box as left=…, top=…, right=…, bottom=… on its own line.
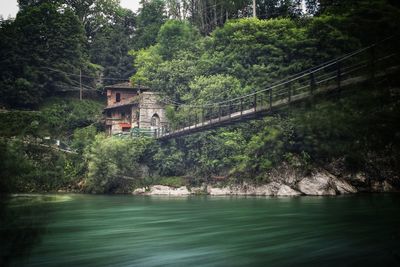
left=41, top=67, right=130, bottom=82
left=162, top=35, right=398, bottom=108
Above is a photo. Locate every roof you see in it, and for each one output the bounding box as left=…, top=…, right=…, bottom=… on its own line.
left=104, top=82, right=150, bottom=91
left=104, top=96, right=139, bottom=110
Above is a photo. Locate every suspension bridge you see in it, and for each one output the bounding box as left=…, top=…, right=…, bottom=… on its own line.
left=155, top=38, right=399, bottom=140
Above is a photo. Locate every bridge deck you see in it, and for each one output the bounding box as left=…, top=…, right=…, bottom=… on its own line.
left=156, top=44, right=398, bottom=140
left=157, top=74, right=372, bottom=140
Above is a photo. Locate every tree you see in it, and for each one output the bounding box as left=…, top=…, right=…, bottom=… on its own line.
left=157, top=19, right=200, bottom=60
left=89, top=8, right=136, bottom=84
left=85, top=135, right=156, bottom=193
left=135, top=0, right=167, bottom=49
left=0, top=2, right=87, bottom=108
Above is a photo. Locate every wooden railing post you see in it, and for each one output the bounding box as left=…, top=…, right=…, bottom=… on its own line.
left=287, top=82, right=291, bottom=103
left=240, top=98, right=243, bottom=116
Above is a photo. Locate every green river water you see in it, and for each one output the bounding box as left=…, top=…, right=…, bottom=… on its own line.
left=1, top=194, right=400, bottom=266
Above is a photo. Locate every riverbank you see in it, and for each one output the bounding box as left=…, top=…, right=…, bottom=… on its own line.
left=132, top=169, right=398, bottom=196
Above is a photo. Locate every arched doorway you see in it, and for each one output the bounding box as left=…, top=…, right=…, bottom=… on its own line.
left=150, top=113, right=160, bottom=128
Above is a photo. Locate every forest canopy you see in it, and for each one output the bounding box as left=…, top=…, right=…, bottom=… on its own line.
left=0, top=0, right=399, bottom=194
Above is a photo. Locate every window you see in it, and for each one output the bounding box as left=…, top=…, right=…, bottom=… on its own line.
left=116, top=93, right=121, bottom=102
left=151, top=114, right=160, bottom=127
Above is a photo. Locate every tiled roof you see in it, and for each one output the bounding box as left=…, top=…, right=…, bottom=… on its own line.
left=104, top=96, right=139, bottom=110
left=104, top=82, right=150, bottom=90
left=104, top=82, right=132, bottom=89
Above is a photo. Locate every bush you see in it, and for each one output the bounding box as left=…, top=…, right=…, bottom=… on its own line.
left=84, top=135, right=156, bottom=193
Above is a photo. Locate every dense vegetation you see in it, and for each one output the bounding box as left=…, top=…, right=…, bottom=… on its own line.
left=0, top=0, right=399, bottom=193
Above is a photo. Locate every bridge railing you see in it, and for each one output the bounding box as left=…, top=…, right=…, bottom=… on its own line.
left=159, top=36, right=399, bottom=138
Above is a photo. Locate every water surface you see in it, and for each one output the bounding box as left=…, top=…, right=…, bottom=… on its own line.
left=1, top=194, right=400, bottom=266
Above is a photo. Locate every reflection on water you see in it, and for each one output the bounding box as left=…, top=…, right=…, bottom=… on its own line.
left=0, top=194, right=55, bottom=267
left=1, top=194, right=400, bottom=266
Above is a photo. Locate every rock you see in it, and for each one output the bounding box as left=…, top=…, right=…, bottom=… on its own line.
left=276, top=185, right=302, bottom=196
left=132, top=187, right=146, bottom=195
left=383, top=181, right=395, bottom=192
left=332, top=178, right=357, bottom=194
left=371, top=181, right=383, bottom=192
left=207, top=186, right=231, bottom=195
left=243, top=182, right=281, bottom=196
left=298, top=171, right=337, bottom=195
left=370, top=180, right=395, bottom=192
left=149, top=185, right=190, bottom=195
left=189, top=186, right=207, bottom=195
left=354, top=172, right=368, bottom=183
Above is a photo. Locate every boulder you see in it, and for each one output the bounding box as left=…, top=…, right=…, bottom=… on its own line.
left=132, top=187, right=146, bottom=195
left=142, top=185, right=191, bottom=195
left=370, top=180, right=395, bottom=192
left=276, top=185, right=302, bottom=196
left=207, top=186, right=231, bottom=195
left=332, top=178, right=357, bottom=194
left=383, top=181, right=395, bottom=192
left=189, top=186, right=207, bottom=195
left=298, top=171, right=336, bottom=195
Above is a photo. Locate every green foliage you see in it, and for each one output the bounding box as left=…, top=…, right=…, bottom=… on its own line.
left=84, top=135, right=156, bottom=193
left=155, top=176, right=186, bottom=188
left=0, top=139, right=82, bottom=193
left=135, top=0, right=166, bottom=49
left=153, top=140, right=185, bottom=176
left=235, top=118, right=289, bottom=178
left=157, top=20, right=200, bottom=60
left=89, top=7, right=136, bottom=84
left=130, top=46, right=162, bottom=87
left=0, top=111, right=43, bottom=137
left=71, top=125, right=98, bottom=153
left=39, top=98, right=104, bottom=137
left=0, top=2, right=87, bottom=108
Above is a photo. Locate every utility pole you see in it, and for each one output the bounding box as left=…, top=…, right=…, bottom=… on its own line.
left=79, top=68, right=82, bottom=101
left=253, top=0, right=256, bottom=18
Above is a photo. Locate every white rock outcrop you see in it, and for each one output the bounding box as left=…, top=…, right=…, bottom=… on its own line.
left=276, top=184, right=302, bottom=196
left=297, top=172, right=336, bottom=195
left=332, top=178, right=357, bottom=194
left=132, top=187, right=147, bottom=195
left=207, top=186, right=231, bottom=195
left=133, top=185, right=191, bottom=195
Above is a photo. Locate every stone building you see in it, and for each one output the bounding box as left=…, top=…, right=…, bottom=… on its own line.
left=104, top=82, right=167, bottom=135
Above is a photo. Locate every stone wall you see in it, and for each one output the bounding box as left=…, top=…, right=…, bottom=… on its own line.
left=139, top=92, right=167, bottom=129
